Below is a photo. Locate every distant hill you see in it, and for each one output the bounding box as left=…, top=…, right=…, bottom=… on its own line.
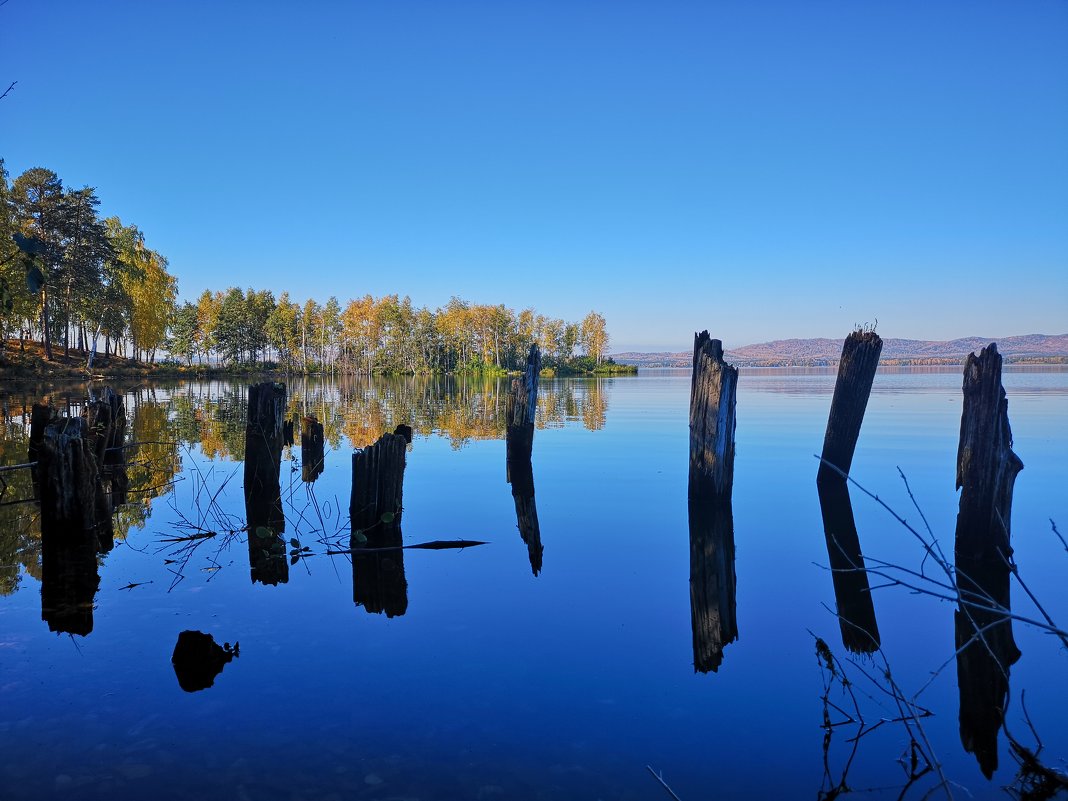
left=611, top=333, right=1068, bottom=368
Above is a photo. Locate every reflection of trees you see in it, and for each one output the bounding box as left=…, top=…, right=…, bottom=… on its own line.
left=159, top=376, right=612, bottom=456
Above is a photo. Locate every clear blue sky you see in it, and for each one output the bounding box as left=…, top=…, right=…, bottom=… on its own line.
left=2, top=0, right=1066, bottom=351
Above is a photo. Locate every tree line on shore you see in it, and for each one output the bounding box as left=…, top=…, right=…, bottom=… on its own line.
left=1, top=162, right=619, bottom=374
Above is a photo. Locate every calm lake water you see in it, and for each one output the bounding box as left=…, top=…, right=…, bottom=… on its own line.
left=1, top=368, right=1066, bottom=800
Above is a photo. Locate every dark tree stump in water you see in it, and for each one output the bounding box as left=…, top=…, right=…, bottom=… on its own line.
left=38, top=417, right=98, bottom=534
left=244, top=382, right=288, bottom=585
left=350, top=431, right=410, bottom=617
left=816, top=477, right=880, bottom=654
left=349, top=432, right=407, bottom=532
left=28, top=402, right=56, bottom=498
left=688, top=492, right=737, bottom=673
left=301, top=415, right=325, bottom=483
left=953, top=343, right=1023, bottom=778
left=818, top=330, right=882, bottom=481
left=506, top=344, right=543, bottom=574
left=688, top=333, right=737, bottom=500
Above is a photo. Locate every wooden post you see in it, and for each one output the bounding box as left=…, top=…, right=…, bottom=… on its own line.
left=301, top=415, right=325, bottom=482
left=38, top=418, right=98, bottom=533
left=350, top=430, right=410, bottom=617
left=28, top=402, right=55, bottom=498
left=953, top=342, right=1023, bottom=777
left=506, top=344, right=541, bottom=471
left=688, top=495, right=738, bottom=673
left=816, top=478, right=880, bottom=654
left=244, top=382, right=288, bottom=585
left=688, top=332, right=737, bottom=499
left=37, top=415, right=103, bottom=635
left=818, top=329, right=882, bottom=481
left=349, top=431, right=408, bottom=532
left=955, top=343, right=1023, bottom=566
left=506, top=344, right=543, bottom=573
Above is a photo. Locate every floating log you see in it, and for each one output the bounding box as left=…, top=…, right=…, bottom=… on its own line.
left=688, top=333, right=737, bottom=499
left=816, top=478, right=880, bottom=654
left=244, top=382, right=287, bottom=585
left=350, top=430, right=410, bottom=616
left=818, top=330, right=882, bottom=481
left=689, top=495, right=738, bottom=673
left=301, top=415, right=325, bottom=482
left=953, top=343, right=1023, bottom=778
left=171, top=630, right=238, bottom=692
left=506, top=344, right=543, bottom=574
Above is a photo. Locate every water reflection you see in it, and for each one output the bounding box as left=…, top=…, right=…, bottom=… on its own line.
left=955, top=556, right=1021, bottom=779
left=687, top=493, right=738, bottom=673
left=816, top=477, right=881, bottom=654
left=350, top=431, right=410, bottom=617
left=244, top=383, right=288, bottom=586
left=172, top=630, right=238, bottom=692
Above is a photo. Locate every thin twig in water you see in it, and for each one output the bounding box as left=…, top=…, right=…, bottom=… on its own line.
left=646, top=766, right=683, bottom=801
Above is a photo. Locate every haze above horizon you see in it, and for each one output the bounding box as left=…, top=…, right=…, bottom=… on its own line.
left=2, top=1, right=1066, bottom=352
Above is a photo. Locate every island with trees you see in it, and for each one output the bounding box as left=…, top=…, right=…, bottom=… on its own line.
left=0, top=162, right=634, bottom=378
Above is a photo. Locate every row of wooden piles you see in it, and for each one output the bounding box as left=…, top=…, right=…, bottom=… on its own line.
left=688, top=328, right=1024, bottom=777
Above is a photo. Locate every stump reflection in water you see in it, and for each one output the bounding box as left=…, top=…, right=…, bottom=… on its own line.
left=244, top=383, right=288, bottom=586
left=688, top=487, right=738, bottom=673
left=350, top=432, right=409, bottom=617
left=816, top=476, right=880, bottom=654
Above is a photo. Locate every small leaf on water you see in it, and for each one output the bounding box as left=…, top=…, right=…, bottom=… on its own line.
left=302, top=546, right=311, bottom=552
left=353, top=531, right=367, bottom=544
left=290, top=555, right=299, bottom=565
left=380, top=511, right=395, bottom=524
left=255, top=526, right=274, bottom=539
left=289, top=538, right=300, bottom=548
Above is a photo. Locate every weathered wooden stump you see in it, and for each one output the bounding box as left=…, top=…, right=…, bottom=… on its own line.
left=301, top=415, right=325, bottom=482
left=816, top=478, right=880, bottom=654
left=818, top=330, right=882, bottom=481
left=244, top=382, right=288, bottom=585
left=28, top=401, right=56, bottom=497
left=505, top=344, right=543, bottom=574
left=689, top=495, right=738, bottom=673
left=350, top=430, right=410, bottom=617
left=953, top=342, right=1023, bottom=777
left=689, top=332, right=737, bottom=500
left=38, top=418, right=98, bottom=534
left=349, top=432, right=407, bottom=532
left=506, top=344, right=541, bottom=470
left=283, top=418, right=294, bottom=447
